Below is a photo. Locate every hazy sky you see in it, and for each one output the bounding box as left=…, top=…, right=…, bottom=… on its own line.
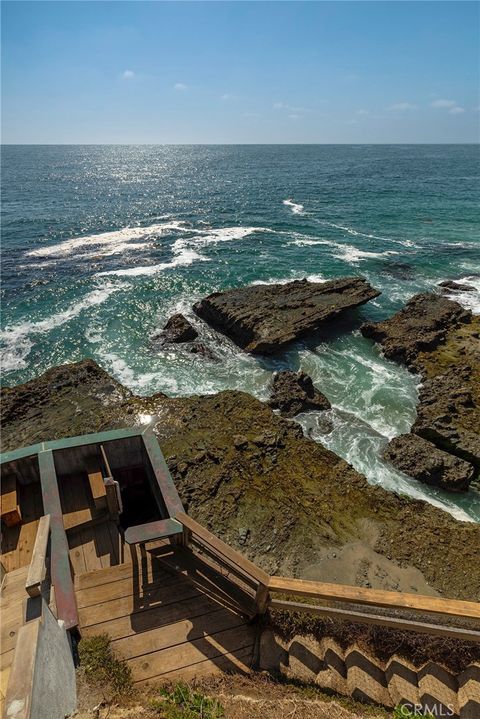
left=2, top=1, right=479, bottom=143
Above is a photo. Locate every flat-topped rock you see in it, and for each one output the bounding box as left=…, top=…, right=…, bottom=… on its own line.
left=194, top=277, right=380, bottom=354
left=383, top=434, right=475, bottom=492
left=268, top=370, right=331, bottom=417
left=361, top=292, right=471, bottom=368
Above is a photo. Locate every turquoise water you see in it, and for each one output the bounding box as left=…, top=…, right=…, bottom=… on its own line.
left=1, top=145, right=479, bottom=520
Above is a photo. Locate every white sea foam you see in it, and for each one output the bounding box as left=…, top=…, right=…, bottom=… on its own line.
left=440, top=275, right=480, bottom=315
left=25, top=221, right=195, bottom=258
left=99, top=225, right=267, bottom=277
left=98, top=248, right=206, bottom=277
left=321, top=221, right=416, bottom=248
left=333, top=244, right=400, bottom=263
left=292, top=238, right=332, bottom=247
left=0, top=282, right=126, bottom=372
left=283, top=199, right=304, bottom=214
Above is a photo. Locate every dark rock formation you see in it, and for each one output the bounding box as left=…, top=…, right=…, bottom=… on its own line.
left=194, top=277, right=380, bottom=354
left=438, top=280, right=476, bottom=293
left=158, top=313, right=198, bottom=343
left=383, top=434, right=475, bottom=492
left=361, top=293, right=479, bottom=482
left=361, top=293, right=471, bottom=368
left=268, top=370, right=331, bottom=417
left=2, top=359, right=480, bottom=600
left=413, top=318, right=480, bottom=471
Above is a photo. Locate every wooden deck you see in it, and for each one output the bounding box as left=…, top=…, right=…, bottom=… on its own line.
left=0, top=483, right=43, bottom=574
left=76, top=542, right=257, bottom=685
left=58, top=472, right=124, bottom=575
left=1, top=566, right=28, bottom=708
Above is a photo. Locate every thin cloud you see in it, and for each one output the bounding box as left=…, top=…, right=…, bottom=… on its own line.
left=430, top=99, right=456, bottom=108
left=449, top=106, right=465, bottom=115
left=388, top=102, right=416, bottom=111
left=273, top=101, right=309, bottom=113
left=122, top=70, right=135, bottom=80
left=355, top=109, right=369, bottom=116
left=174, top=83, right=188, bottom=91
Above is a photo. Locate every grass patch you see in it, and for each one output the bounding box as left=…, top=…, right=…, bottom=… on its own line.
left=150, top=682, right=224, bottom=718
left=78, top=633, right=133, bottom=698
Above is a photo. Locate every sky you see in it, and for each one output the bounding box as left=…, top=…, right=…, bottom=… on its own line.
left=1, top=1, right=479, bottom=144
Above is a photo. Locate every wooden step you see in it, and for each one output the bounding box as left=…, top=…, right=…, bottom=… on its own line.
left=128, top=623, right=255, bottom=684
left=81, top=591, right=229, bottom=641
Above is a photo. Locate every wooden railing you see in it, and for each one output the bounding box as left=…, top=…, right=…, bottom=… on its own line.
left=175, top=513, right=480, bottom=643
left=25, top=514, right=50, bottom=598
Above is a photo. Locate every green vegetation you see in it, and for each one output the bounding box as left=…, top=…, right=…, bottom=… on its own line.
left=150, top=682, right=224, bottom=719
left=78, top=633, right=133, bottom=697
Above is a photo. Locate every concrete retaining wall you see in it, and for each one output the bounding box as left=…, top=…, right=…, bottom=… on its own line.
left=258, top=629, right=480, bottom=717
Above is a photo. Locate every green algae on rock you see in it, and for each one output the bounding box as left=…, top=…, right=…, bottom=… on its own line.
left=2, top=359, right=480, bottom=602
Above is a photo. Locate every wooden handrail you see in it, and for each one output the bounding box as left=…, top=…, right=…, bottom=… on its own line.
left=268, top=576, right=480, bottom=622
left=175, top=512, right=480, bottom=631
left=25, top=514, right=51, bottom=598
left=175, top=512, right=270, bottom=587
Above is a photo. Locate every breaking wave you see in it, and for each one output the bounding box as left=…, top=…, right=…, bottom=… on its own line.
left=0, top=282, right=126, bottom=372
left=283, top=199, right=304, bottom=214
left=98, top=225, right=268, bottom=277
left=439, top=275, right=480, bottom=315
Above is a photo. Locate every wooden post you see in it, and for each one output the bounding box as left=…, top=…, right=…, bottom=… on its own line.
left=25, top=514, right=51, bottom=598
left=255, top=583, right=270, bottom=616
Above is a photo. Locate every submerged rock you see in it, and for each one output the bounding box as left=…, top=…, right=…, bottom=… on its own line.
left=158, top=313, right=198, bottom=343
left=194, top=277, right=380, bottom=354
left=268, top=370, right=331, bottom=417
left=383, top=434, right=474, bottom=492
left=2, top=359, right=480, bottom=600
left=361, top=293, right=471, bottom=368
left=186, top=342, right=218, bottom=361
left=438, top=280, right=476, bottom=293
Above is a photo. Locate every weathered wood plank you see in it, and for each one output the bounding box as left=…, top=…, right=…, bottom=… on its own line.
left=38, top=450, right=79, bottom=630
left=268, top=576, right=480, bottom=621
left=78, top=582, right=201, bottom=628
left=125, top=519, right=183, bottom=545
left=80, top=590, right=214, bottom=638
left=85, top=457, right=107, bottom=511
left=134, top=644, right=254, bottom=686
left=127, top=624, right=255, bottom=683
left=25, top=515, right=50, bottom=598
left=0, top=476, right=22, bottom=527
left=112, top=607, right=244, bottom=661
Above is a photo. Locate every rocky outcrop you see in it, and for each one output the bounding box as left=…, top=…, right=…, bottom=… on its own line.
left=438, top=280, right=476, bottom=293
left=157, top=313, right=198, bottom=343
left=361, top=293, right=480, bottom=483
left=361, top=293, right=471, bottom=368
left=268, top=370, right=331, bottom=417
left=194, top=277, right=380, bottom=354
left=413, top=317, right=480, bottom=471
left=2, top=359, right=480, bottom=601
left=383, top=434, right=475, bottom=492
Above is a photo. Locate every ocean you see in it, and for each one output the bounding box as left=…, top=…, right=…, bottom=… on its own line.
left=1, top=144, right=479, bottom=521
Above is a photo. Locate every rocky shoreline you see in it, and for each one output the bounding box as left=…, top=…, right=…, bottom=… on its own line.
left=2, top=277, right=479, bottom=602
left=2, top=356, right=480, bottom=602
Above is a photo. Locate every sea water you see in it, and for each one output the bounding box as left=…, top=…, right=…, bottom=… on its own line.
left=1, top=144, right=479, bottom=520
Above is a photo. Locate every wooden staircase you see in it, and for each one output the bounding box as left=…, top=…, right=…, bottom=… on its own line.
left=75, top=542, right=257, bottom=685
left=0, top=566, right=29, bottom=711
